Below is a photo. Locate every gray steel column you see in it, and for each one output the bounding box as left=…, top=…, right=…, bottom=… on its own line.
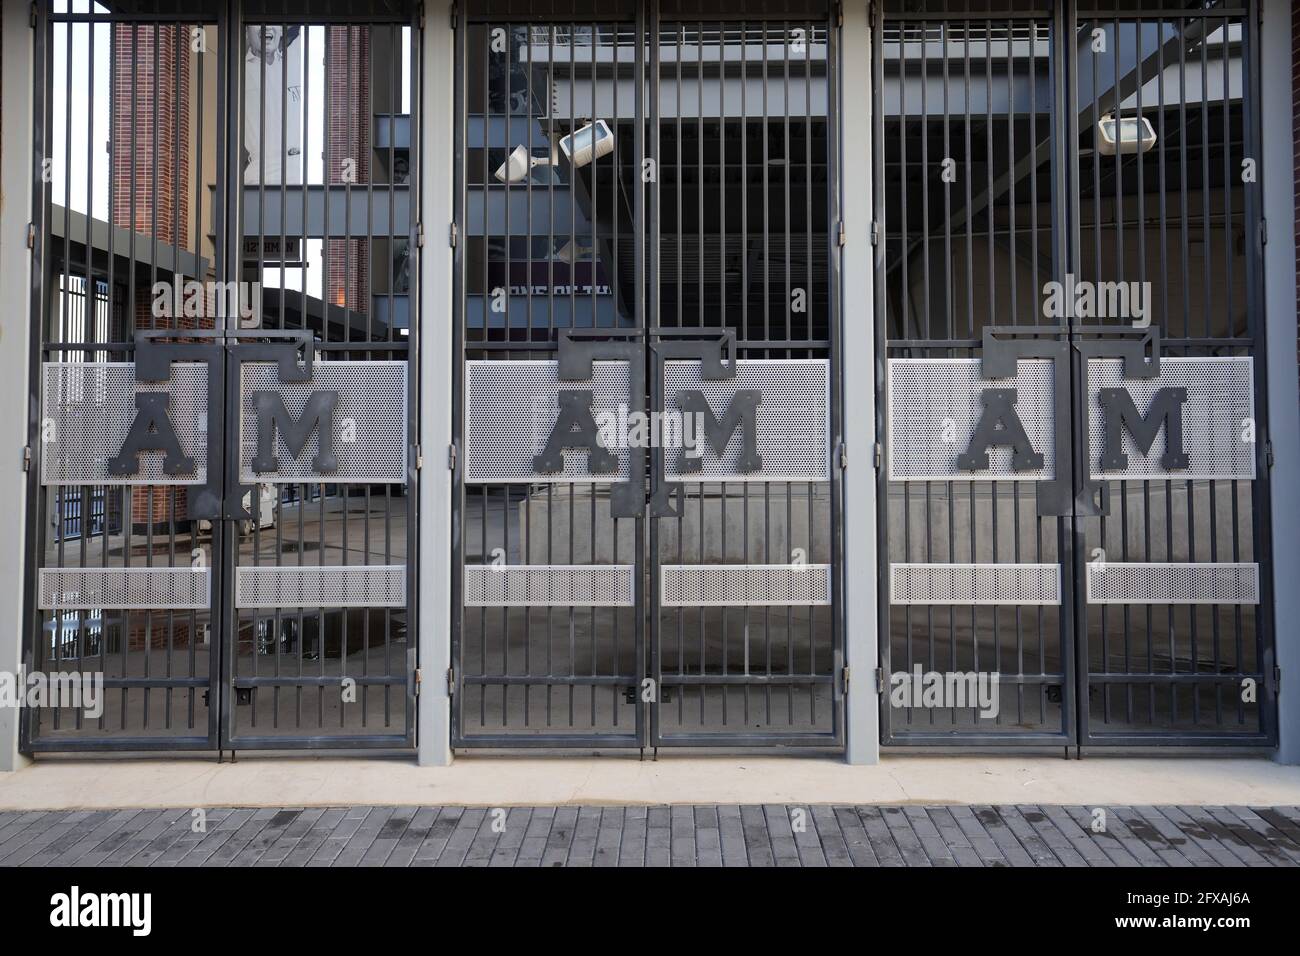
left=841, top=1, right=880, bottom=764
left=1261, top=0, right=1300, bottom=765
left=0, top=0, right=35, bottom=772
left=418, top=0, right=455, bottom=766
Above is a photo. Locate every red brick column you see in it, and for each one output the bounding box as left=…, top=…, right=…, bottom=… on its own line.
left=326, top=25, right=370, bottom=317
left=111, top=25, right=196, bottom=532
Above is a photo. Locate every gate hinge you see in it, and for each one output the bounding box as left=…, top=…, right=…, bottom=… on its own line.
left=447, top=665, right=456, bottom=696
left=30, top=3, right=37, bottom=28
left=21, top=446, right=32, bottom=472
left=26, top=223, right=36, bottom=249
left=873, top=666, right=885, bottom=693
left=841, top=666, right=850, bottom=692
left=870, top=221, right=882, bottom=246
left=414, top=667, right=422, bottom=696
left=447, top=442, right=458, bottom=471
left=413, top=443, right=423, bottom=470
left=836, top=441, right=847, bottom=470
left=1259, top=217, right=1268, bottom=247
left=449, top=3, right=457, bottom=29
left=414, top=221, right=424, bottom=248
left=448, top=222, right=458, bottom=248
left=837, top=220, right=847, bottom=247
left=834, top=2, right=843, bottom=27
left=873, top=441, right=883, bottom=470
left=1263, top=439, right=1274, bottom=470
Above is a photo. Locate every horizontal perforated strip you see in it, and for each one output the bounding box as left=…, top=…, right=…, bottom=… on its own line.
left=660, top=564, right=831, bottom=606
left=463, top=564, right=635, bottom=606
left=235, top=565, right=407, bottom=608
left=889, top=563, right=1061, bottom=606
left=1085, top=562, right=1259, bottom=605
left=39, top=568, right=211, bottom=610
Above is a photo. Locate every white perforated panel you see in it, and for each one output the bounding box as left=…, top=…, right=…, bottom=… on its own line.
left=660, top=564, right=831, bottom=606
left=40, top=362, right=209, bottom=486
left=463, top=564, right=635, bottom=606
left=1086, top=562, right=1259, bottom=605
left=889, top=563, right=1062, bottom=605
left=661, top=360, right=831, bottom=481
left=887, top=359, right=1056, bottom=481
left=235, top=565, right=407, bottom=608
left=238, top=361, right=407, bottom=483
left=464, top=361, right=632, bottom=483
left=1086, top=357, right=1255, bottom=480
left=39, top=567, right=211, bottom=610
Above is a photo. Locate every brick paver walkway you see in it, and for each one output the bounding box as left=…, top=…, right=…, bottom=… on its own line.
left=2, top=805, right=1298, bottom=867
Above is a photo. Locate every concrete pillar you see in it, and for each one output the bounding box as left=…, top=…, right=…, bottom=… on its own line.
left=0, top=1, right=35, bottom=772
left=417, top=0, right=455, bottom=766
left=1262, top=0, right=1300, bottom=765
left=840, top=2, right=881, bottom=764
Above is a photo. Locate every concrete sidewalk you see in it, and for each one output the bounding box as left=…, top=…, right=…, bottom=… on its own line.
left=2, top=755, right=1300, bottom=811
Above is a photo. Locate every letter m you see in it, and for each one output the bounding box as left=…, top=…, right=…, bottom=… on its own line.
left=676, top=389, right=762, bottom=473
left=251, top=391, right=340, bottom=474
left=1097, top=386, right=1189, bottom=471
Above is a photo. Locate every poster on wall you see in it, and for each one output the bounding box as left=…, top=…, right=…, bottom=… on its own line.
left=243, top=25, right=303, bottom=186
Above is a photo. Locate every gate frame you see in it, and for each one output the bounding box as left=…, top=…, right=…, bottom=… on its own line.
left=448, top=1, right=847, bottom=752
left=870, top=0, right=1278, bottom=751
left=19, top=0, right=422, bottom=754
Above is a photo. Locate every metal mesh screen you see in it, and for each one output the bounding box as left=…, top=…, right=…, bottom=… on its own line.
left=38, top=567, right=211, bottom=610
left=40, top=362, right=209, bottom=485
left=1086, top=562, right=1260, bottom=605
left=234, top=565, right=407, bottom=609
left=887, top=359, right=1056, bottom=480
left=464, top=361, right=632, bottom=483
left=1086, top=357, right=1255, bottom=480
left=662, top=360, right=831, bottom=481
left=463, top=564, right=635, bottom=606
left=660, top=564, right=832, bottom=606
left=238, top=361, right=408, bottom=483
left=889, top=563, right=1062, bottom=606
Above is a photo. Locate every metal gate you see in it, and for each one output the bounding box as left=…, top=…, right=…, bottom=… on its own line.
left=874, top=0, right=1275, bottom=749
left=453, top=1, right=844, bottom=749
left=24, top=1, right=419, bottom=752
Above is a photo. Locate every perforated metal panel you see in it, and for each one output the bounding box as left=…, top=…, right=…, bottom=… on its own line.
left=1086, top=357, right=1255, bottom=480
left=40, top=362, right=209, bottom=485
left=463, top=564, right=635, bottom=606
left=660, top=564, right=832, bottom=606
left=38, top=567, right=211, bottom=610
left=1085, top=562, right=1260, bottom=605
left=234, top=565, right=407, bottom=609
left=887, top=359, right=1056, bottom=481
left=238, top=361, right=407, bottom=483
left=464, top=361, right=632, bottom=483
left=662, top=360, right=831, bottom=481
left=889, top=563, right=1062, bottom=606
